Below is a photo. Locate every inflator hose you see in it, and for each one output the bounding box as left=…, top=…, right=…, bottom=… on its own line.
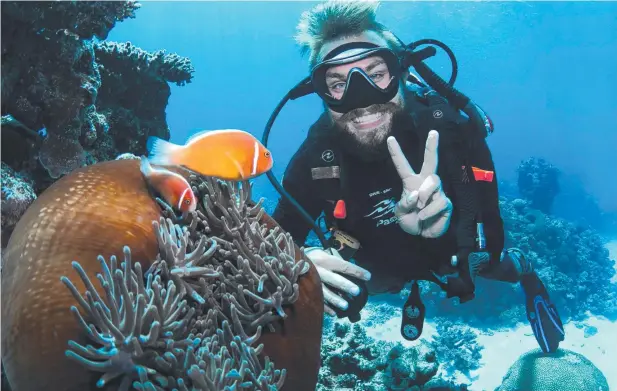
left=262, top=79, right=370, bottom=322
left=406, top=39, right=469, bottom=110
left=261, top=78, right=330, bottom=249
left=406, top=39, right=493, bottom=138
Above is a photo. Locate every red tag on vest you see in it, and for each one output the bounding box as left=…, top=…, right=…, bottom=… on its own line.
left=472, top=166, right=494, bottom=182
left=333, top=199, right=347, bottom=219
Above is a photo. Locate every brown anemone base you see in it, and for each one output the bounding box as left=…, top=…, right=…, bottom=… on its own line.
left=1, top=159, right=322, bottom=391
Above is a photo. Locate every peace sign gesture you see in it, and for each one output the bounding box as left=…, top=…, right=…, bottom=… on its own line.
left=387, top=130, right=453, bottom=238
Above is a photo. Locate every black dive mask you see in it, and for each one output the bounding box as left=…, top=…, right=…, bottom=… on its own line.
left=309, top=42, right=404, bottom=113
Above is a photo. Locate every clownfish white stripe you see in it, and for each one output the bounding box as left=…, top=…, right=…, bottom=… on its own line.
left=251, top=140, right=259, bottom=176
left=226, top=151, right=245, bottom=179
left=177, top=187, right=191, bottom=210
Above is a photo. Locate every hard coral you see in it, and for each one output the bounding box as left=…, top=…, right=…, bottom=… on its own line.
left=1, top=1, right=140, bottom=40
left=1, top=1, right=193, bottom=196
left=318, top=316, right=468, bottom=391
left=318, top=321, right=388, bottom=391
left=0, top=162, right=36, bottom=249
left=497, top=348, right=609, bottom=391
left=95, top=41, right=195, bottom=86
left=379, top=342, right=439, bottom=390
left=93, top=41, right=194, bottom=160
left=500, top=197, right=617, bottom=321
left=430, top=318, right=483, bottom=377
left=517, top=157, right=560, bottom=214
left=423, top=196, right=617, bottom=328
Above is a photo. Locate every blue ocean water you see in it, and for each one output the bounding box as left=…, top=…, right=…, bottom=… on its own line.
left=107, top=1, right=617, bottom=218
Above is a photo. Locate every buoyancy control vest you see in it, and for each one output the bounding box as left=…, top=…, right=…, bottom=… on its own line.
left=303, top=84, right=498, bottom=283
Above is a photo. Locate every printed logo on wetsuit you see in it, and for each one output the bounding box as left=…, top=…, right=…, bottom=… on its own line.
left=321, top=149, right=334, bottom=162
left=461, top=165, right=470, bottom=183
left=365, top=188, right=398, bottom=227
left=433, top=110, right=443, bottom=119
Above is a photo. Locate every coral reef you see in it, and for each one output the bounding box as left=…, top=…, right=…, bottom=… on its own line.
left=318, top=322, right=384, bottom=390
left=516, top=157, right=560, bottom=214
left=380, top=342, right=439, bottom=390
left=500, top=198, right=617, bottom=321
left=430, top=318, right=483, bottom=377
left=1, top=1, right=194, bottom=241
left=423, top=196, right=617, bottom=328
left=317, top=317, right=469, bottom=391
left=0, top=162, right=36, bottom=249
left=551, top=172, right=617, bottom=235
left=1, top=159, right=323, bottom=391
left=497, top=348, right=609, bottom=391
left=0, top=1, right=141, bottom=40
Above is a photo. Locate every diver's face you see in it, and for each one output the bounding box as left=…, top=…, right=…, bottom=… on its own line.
left=318, top=32, right=405, bottom=151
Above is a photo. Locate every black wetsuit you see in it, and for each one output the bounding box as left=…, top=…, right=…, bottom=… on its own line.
left=272, top=87, right=506, bottom=294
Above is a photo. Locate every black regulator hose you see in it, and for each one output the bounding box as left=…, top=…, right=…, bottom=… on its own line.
left=406, top=39, right=469, bottom=109
left=262, top=77, right=331, bottom=250
left=406, top=39, right=493, bottom=138
left=408, top=38, right=459, bottom=87
left=263, top=78, right=370, bottom=323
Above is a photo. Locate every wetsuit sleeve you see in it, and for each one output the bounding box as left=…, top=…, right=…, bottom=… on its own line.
left=271, top=148, right=325, bottom=247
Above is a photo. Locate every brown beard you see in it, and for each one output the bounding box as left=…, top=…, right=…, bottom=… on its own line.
left=332, top=102, right=407, bottom=162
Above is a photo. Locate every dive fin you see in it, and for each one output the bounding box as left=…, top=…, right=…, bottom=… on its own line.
left=522, top=272, right=565, bottom=353
left=401, top=280, right=425, bottom=341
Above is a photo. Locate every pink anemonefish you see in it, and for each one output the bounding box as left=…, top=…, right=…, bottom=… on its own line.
left=139, top=156, right=197, bottom=213
left=146, top=129, right=274, bottom=181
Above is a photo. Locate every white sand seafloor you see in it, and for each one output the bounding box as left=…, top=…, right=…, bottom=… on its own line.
left=360, top=239, right=617, bottom=391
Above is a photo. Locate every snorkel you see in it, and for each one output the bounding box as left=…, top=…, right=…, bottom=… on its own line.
left=261, top=36, right=494, bottom=320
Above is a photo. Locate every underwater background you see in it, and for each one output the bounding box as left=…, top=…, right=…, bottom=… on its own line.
left=1, top=1, right=616, bottom=391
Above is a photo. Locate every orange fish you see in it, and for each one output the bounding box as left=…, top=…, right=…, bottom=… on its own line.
left=139, top=157, right=197, bottom=213
left=146, top=129, right=274, bottom=181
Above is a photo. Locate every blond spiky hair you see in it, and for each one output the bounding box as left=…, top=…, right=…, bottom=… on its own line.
left=294, top=0, right=403, bottom=68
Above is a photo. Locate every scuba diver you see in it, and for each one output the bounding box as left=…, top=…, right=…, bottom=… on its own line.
left=265, top=0, right=565, bottom=353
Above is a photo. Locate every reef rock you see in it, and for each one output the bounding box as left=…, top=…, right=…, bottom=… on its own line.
left=516, top=157, right=560, bottom=214
left=1, top=162, right=36, bottom=249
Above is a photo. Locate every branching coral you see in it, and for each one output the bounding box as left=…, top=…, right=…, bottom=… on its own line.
left=90, top=41, right=195, bottom=162
left=95, top=41, right=194, bottom=86
left=317, top=316, right=468, bottom=391
left=60, top=174, right=309, bottom=390
left=430, top=318, right=483, bottom=377
left=1, top=1, right=193, bottom=203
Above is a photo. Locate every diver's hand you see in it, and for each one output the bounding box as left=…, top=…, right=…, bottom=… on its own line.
left=388, top=130, right=453, bottom=238
left=303, top=247, right=371, bottom=316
